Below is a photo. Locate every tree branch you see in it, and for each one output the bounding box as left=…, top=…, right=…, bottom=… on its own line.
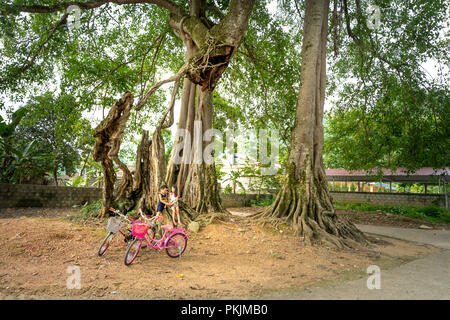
left=0, top=12, right=68, bottom=84
left=135, top=64, right=188, bottom=111
left=341, top=0, right=407, bottom=71
left=1, top=0, right=186, bottom=16
left=158, top=78, right=180, bottom=129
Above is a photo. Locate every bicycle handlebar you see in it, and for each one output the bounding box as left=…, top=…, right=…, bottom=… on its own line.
left=138, top=208, right=162, bottom=224
left=109, top=207, right=134, bottom=222
left=109, top=207, right=162, bottom=225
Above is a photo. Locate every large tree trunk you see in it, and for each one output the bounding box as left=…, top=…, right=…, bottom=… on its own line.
left=256, top=0, right=366, bottom=247
left=93, top=0, right=254, bottom=220
left=93, top=91, right=133, bottom=218
left=177, top=89, right=224, bottom=212
left=165, top=0, right=253, bottom=214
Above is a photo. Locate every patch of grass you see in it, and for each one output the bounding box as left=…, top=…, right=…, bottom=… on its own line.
left=65, top=200, right=105, bottom=224
left=91, top=228, right=107, bottom=237
left=249, top=197, right=275, bottom=207
left=334, top=201, right=450, bottom=224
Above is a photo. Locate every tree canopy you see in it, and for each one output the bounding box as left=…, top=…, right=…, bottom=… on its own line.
left=0, top=0, right=448, bottom=182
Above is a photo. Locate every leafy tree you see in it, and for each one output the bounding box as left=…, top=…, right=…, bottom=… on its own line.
left=15, top=92, right=94, bottom=185
left=324, top=0, right=449, bottom=172
left=0, top=106, right=28, bottom=179
left=0, top=140, right=50, bottom=183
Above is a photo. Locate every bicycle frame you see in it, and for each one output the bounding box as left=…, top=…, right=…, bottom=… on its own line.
left=136, top=210, right=188, bottom=251
left=109, top=207, right=135, bottom=236
left=142, top=227, right=188, bottom=250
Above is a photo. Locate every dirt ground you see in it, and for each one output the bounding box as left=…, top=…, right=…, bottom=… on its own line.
left=0, top=207, right=438, bottom=299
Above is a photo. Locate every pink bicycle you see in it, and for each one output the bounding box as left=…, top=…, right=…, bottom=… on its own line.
left=124, top=210, right=188, bottom=266
left=98, top=207, right=135, bottom=256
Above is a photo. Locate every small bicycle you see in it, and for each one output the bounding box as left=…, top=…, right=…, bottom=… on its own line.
left=124, top=210, right=188, bottom=266
left=97, top=207, right=135, bottom=256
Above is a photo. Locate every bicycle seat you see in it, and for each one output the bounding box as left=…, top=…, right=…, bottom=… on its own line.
left=162, top=224, right=174, bottom=232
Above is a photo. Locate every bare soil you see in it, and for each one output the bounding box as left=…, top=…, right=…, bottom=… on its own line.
left=0, top=207, right=438, bottom=299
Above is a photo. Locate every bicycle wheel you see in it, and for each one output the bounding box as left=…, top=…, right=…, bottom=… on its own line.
left=124, top=238, right=142, bottom=266
left=165, top=233, right=187, bottom=258
left=98, top=232, right=114, bottom=256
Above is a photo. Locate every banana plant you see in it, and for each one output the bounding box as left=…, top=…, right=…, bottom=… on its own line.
left=0, top=107, right=28, bottom=139
left=223, top=169, right=246, bottom=194
left=0, top=107, right=28, bottom=175
left=0, top=140, right=51, bottom=183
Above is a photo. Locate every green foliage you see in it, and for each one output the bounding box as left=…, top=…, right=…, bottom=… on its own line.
left=324, top=0, right=449, bottom=171
left=67, top=200, right=104, bottom=223
left=12, top=92, right=95, bottom=182
left=0, top=140, right=51, bottom=183
left=241, top=158, right=281, bottom=195
left=223, top=185, right=233, bottom=194
left=334, top=201, right=450, bottom=224
left=249, top=197, right=275, bottom=207
left=215, top=163, right=226, bottom=181
left=222, top=169, right=245, bottom=194
left=79, top=200, right=102, bottom=218
left=64, top=175, right=85, bottom=187
left=0, top=106, right=28, bottom=138
left=218, top=0, right=302, bottom=148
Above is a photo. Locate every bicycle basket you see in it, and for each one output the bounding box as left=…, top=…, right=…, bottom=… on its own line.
left=131, top=221, right=150, bottom=239
left=106, top=217, right=123, bottom=234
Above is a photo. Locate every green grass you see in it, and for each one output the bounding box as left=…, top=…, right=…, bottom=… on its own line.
left=248, top=197, right=275, bottom=207
left=334, top=201, right=450, bottom=224
left=64, top=200, right=103, bottom=223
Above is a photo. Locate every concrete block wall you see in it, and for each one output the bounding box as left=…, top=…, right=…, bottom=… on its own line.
left=0, top=184, right=274, bottom=209
left=330, top=191, right=445, bottom=208
left=0, top=184, right=102, bottom=208
left=1, top=184, right=443, bottom=209
left=220, top=193, right=273, bottom=207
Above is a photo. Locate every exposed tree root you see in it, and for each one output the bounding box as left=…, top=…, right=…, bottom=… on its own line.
left=254, top=171, right=368, bottom=249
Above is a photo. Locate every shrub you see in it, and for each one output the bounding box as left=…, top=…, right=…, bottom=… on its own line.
left=249, top=197, right=275, bottom=207
left=333, top=201, right=450, bottom=224
left=79, top=200, right=102, bottom=218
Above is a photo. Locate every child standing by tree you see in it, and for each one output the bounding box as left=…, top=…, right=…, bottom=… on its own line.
left=156, top=185, right=171, bottom=217
left=169, top=185, right=181, bottom=226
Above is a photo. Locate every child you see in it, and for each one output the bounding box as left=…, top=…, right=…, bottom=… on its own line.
left=169, top=185, right=181, bottom=226
left=156, top=185, right=171, bottom=218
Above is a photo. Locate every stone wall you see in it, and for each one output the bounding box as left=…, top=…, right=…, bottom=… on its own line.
left=1, top=184, right=444, bottom=209
left=0, top=184, right=102, bottom=208
left=0, top=184, right=276, bottom=209
left=220, top=193, right=273, bottom=208
left=330, top=191, right=445, bottom=208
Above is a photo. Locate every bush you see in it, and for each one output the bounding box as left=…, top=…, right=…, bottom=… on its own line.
left=223, top=185, right=232, bottom=194
left=79, top=200, right=102, bottom=218
left=334, top=201, right=450, bottom=224
left=418, top=206, right=442, bottom=218
left=249, top=197, right=275, bottom=207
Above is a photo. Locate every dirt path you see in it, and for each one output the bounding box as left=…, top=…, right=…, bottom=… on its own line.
left=0, top=208, right=438, bottom=299
left=356, top=224, right=450, bottom=250
left=257, top=225, right=450, bottom=300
